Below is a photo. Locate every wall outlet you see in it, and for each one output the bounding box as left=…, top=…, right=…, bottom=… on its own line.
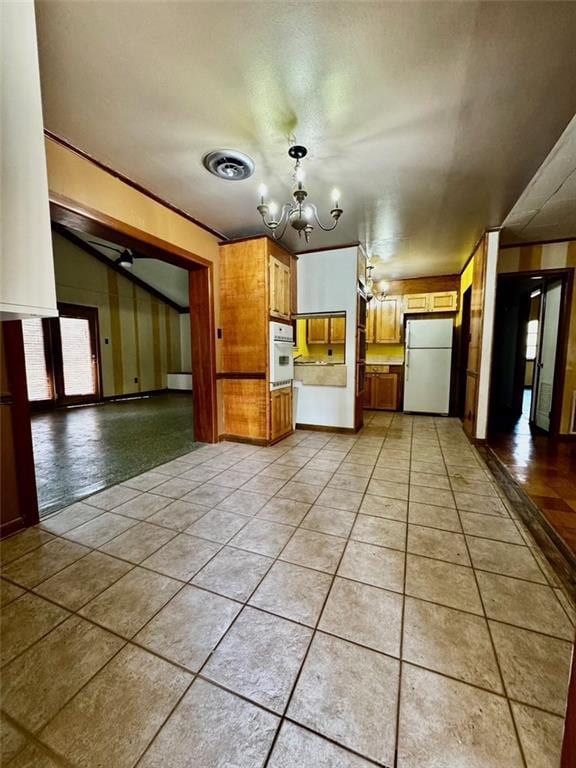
left=328, top=348, right=333, bottom=356
left=134, top=377, right=138, bottom=383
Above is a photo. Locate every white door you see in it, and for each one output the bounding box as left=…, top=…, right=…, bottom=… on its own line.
left=404, top=347, right=452, bottom=414
left=533, top=280, right=561, bottom=431
left=406, top=318, right=453, bottom=349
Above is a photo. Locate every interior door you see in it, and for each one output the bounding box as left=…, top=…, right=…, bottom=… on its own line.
left=56, top=305, right=101, bottom=406
left=532, top=280, right=561, bottom=431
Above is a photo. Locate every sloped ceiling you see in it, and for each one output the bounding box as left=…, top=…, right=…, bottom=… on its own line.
left=36, top=1, right=576, bottom=278
left=71, top=229, right=190, bottom=307
left=502, top=114, right=576, bottom=245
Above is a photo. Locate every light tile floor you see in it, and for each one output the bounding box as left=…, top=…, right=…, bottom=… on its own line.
left=1, top=412, right=574, bottom=767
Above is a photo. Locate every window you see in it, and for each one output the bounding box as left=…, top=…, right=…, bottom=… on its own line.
left=526, top=319, right=538, bottom=361
left=22, top=319, right=53, bottom=402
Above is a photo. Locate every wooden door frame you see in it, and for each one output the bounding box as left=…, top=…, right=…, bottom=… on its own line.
left=492, top=268, right=573, bottom=438
left=455, top=285, right=472, bottom=419
left=1, top=322, right=40, bottom=535
left=49, top=195, right=218, bottom=443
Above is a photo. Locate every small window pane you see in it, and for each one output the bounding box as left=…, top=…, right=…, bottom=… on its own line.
left=22, top=319, right=52, bottom=401
left=526, top=319, right=538, bottom=361
left=60, top=317, right=96, bottom=396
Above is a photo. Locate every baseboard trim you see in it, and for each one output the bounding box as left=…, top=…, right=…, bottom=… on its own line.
left=296, top=423, right=357, bottom=434
left=220, top=434, right=269, bottom=446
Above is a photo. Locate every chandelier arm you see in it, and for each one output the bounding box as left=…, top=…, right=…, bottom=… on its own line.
left=260, top=204, right=292, bottom=239
left=309, top=203, right=341, bottom=232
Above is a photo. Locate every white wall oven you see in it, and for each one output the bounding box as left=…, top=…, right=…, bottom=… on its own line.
left=269, top=322, right=294, bottom=390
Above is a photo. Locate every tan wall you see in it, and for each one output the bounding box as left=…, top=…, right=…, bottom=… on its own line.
left=53, top=232, right=181, bottom=397
left=498, top=241, right=576, bottom=434
left=45, top=137, right=223, bottom=429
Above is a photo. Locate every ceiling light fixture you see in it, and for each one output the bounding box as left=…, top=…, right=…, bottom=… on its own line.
left=257, top=145, right=343, bottom=243
left=366, top=263, right=389, bottom=303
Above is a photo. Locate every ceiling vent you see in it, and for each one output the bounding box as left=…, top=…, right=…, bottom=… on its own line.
left=202, top=149, right=254, bottom=180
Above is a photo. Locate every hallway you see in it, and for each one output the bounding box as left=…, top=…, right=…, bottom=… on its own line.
left=32, top=394, right=197, bottom=517
left=1, top=414, right=573, bottom=767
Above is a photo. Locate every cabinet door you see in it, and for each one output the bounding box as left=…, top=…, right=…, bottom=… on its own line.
left=366, top=303, right=376, bottom=343
left=363, top=374, right=374, bottom=408
left=329, top=317, right=346, bottom=344
left=404, top=294, right=429, bottom=314
left=375, top=296, right=402, bottom=343
left=430, top=291, right=458, bottom=313
left=269, top=256, right=291, bottom=321
left=270, top=386, right=293, bottom=441
left=373, top=373, right=398, bottom=410
left=307, top=318, right=330, bottom=344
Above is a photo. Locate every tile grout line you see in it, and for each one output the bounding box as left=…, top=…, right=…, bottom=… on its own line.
left=392, top=414, right=414, bottom=768
left=2, top=422, right=571, bottom=766
left=259, top=429, right=396, bottom=768
left=438, top=423, right=529, bottom=768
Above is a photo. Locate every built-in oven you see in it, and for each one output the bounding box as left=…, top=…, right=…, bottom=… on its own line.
left=269, top=322, right=294, bottom=390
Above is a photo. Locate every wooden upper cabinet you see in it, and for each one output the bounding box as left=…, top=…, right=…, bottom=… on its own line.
left=367, top=299, right=402, bottom=343
left=366, top=302, right=376, bottom=343
left=430, top=291, right=458, bottom=313
left=269, top=255, right=291, bottom=321
left=307, top=318, right=329, bottom=344
left=404, top=291, right=458, bottom=315
left=404, top=293, right=429, bottom=313
left=329, top=317, right=346, bottom=344
left=375, top=296, right=402, bottom=343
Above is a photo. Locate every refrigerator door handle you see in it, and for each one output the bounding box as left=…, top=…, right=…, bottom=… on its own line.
left=405, top=350, right=409, bottom=380
left=406, top=322, right=410, bottom=349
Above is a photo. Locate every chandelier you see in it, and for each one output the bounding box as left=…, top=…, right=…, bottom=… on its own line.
left=257, top=145, right=343, bottom=243
left=366, top=263, right=389, bottom=303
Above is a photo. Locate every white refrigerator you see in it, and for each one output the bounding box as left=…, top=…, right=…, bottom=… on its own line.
left=404, top=318, right=453, bottom=414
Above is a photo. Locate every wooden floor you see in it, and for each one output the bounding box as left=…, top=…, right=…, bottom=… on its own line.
left=489, top=390, right=576, bottom=556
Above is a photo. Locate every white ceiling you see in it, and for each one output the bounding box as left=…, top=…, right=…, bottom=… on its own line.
left=71, top=229, right=190, bottom=307
left=501, top=114, right=576, bottom=245
left=36, top=1, right=576, bottom=278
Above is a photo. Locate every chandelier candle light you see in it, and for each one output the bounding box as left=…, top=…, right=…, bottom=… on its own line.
left=257, top=145, right=343, bottom=243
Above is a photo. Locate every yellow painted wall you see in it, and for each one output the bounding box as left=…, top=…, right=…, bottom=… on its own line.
left=53, top=232, right=181, bottom=397
left=456, top=257, right=474, bottom=329
left=45, top=137, right=223, bottom=430
left=366, top=343, right=404, bottom=361
left=498, top=241, right=576, bottom=434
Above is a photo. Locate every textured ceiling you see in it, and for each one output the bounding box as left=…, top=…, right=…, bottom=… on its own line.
left=502, top=114, right=576, bottom=245
left=36, top=1, right=576, bottom=278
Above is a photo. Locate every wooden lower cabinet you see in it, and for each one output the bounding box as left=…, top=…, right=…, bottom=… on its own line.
left=270, top=386, right=293, bottom=442
left=364, top=369, right=402, bottom=410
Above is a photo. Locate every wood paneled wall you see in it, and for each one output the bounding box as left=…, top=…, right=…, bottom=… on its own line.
left=220, top=238, right=268, bottom=374
left=463, top=237, right=488, bottom=439
left=53, top=231, right=182, bottom=396
left=384, top=274, right=459, bottom=296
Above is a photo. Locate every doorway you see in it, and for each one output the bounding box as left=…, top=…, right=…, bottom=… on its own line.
left=22, top=303, right=102, bottom=409
left=489, top=272, right=569, bottom=437
left=456, top=285, right=472, bottom=419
